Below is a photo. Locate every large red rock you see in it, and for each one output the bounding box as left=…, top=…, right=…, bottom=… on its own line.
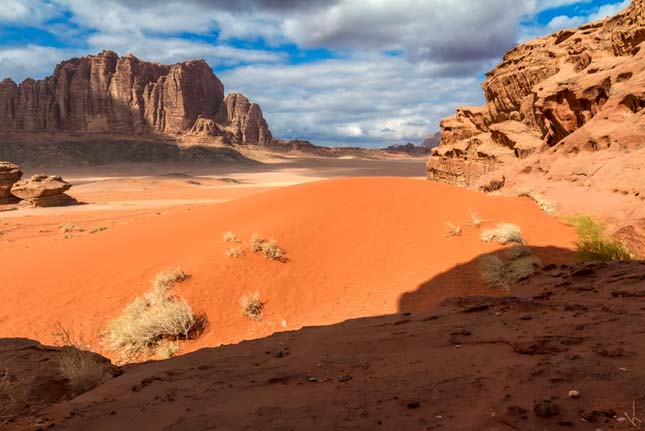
left=427, top=0, right=644, bottom=187
left=0, top=161, right=22, bottom=200
left=11, top=174, right=75, bottom=207
left=0, top=51, right=273, bottom=146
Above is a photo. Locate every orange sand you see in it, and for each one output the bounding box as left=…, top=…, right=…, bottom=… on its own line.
left=0, top=177, right=577, bottom=358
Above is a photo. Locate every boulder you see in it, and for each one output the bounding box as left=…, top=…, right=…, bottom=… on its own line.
left=0, top=161, right=22, bottom=201
left=11, top=174, right=75, bottom=207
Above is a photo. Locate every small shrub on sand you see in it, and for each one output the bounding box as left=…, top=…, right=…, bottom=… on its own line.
left=60, top=223, right=84, bottom=233
left=468, top=209, right=486, bottom=228
left=504, top=245, right=531, bottom=260
left=516, top=188, right=557, bottom=215
left=226, top=245, right=244, bottom=258
left=445, top=222, right=462, bottom=237
left=223, top=231, right=240, bottom=243
left=261, top=240, right=284, bottom=260
left=251, top=235, right=285, bottom=260
left=89, top=226, right=107, bottom=234
left=250, top=234, right=264, bottom=253
left=53, top=323, right=105, bottom=395
left=568, top=215, right=634, bottom=261
left=481, top=223, right=525, bottom=245
left=108, top=268, right=196, bottom=361
left=240, top=291, right=263, bottom=321
left=479, top=253, right=542, bottom=291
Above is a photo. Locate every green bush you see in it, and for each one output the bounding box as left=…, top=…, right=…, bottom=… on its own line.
left=568, top=215, right=634, bottom=262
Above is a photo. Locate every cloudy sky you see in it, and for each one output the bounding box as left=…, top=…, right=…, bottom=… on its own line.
left=0, top=0, right=631, bottom=147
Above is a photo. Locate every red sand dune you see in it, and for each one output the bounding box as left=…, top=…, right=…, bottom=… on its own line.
left=0, top=177, right=577, bottom=358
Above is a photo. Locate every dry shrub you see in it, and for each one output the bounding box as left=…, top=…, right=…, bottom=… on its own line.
left=223, top=231, right=240, bottom=243
left=479, top=251, right=542, bottom=292
left=504, top=245, right=531, bottom=260
left=0, top=364, right=27, bottom=418
left=250, top=234, right=264, bottom=253
left=108, top=268, right=197, bottom=361
left=251, top=235, right=285, bottom=260
left=481, top=223, right=524, bottom=245
left=516, top=188, right=557, bottom=215
left=60, top=223, right=84, bottom=233
left=53, top=323, right=105, bottom=396
left=89, top=226, right=107, bottom=234
left=468, top=209, right=486, bottom=228
left=261, top=240, right=284, bottom=260
left=226, top=245, right=244, bottom=258
left=445, top=222, right=462, bottom=237
left=240, top=291, right=263, bottom=321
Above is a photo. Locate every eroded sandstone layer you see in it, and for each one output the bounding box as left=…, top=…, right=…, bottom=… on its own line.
left=427, top=0, right=644, bottom=188
left=0, top=51, right=271, bottom=146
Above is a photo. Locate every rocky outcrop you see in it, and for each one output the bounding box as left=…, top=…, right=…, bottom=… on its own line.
left=421, top=132, right=440, bottom=149
left=215, top=94, right=272, bottom=146
left=1, top=162, right=76, bottom=207
left=427, top=0, right=645, bottom=187
left=0, top=51, right=273, bottom=146
left=0, top=161, right=22, bottom=202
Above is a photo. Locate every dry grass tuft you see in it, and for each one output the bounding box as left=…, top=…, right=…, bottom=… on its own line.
left=223, top=231, right=240, bottom=243
left=226, top=245, right=244, bottom=258
left=53, top=323, right=105, bottom=395
left=479, top=253, right=542, bottom=291
left=516, top=188, right=557, bottom=215
left=0, top=364, right=26, bottom=418
left=157, top=342, right=179, bottom=359
left=60, top=223, right=84, bottom=233
left=468, top=209, right=486, bottom=228
left=481, top=223, right=525, bottom=245
left=89, top=226, right=107, bottom=234
left=250, top=234, right=264, bottom=253
left=504, top=245, right=531, bottom=260
left=445, top=222, right=462, bottom=237
left=240, top=291, right=264, bottom=321
left=261, top=240, right=284, bottom=260
left=251, top=235, right=285, bottom=260
left=108, top=268, right=197, bottom=361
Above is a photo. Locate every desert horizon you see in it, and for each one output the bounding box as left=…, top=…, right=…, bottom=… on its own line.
left=0, top=0, right=644, bottom=430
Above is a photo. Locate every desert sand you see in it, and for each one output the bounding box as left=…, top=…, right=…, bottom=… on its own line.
left=0, top=157, right=576, bottom=362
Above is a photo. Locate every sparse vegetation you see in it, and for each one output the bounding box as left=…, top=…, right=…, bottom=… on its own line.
left=568, top=215, right=634, bottom=261
left=240, top=291, right=264, bottom=321
left=223, top=231, right=240, bottom=243
left=250, top=235, right=285, bottom=260
left=53, top=323, right=105, bottom=395
left=468, top=209, right=486, bottom=228
left=157, top=342, right=179, bottom=359
left=89, top=226, right=107, bottom=234
left=250, top=234, right=264, bottom=253
left=481, top=223, right=525, bottom=245
left=445, top=222, right=462, bottom=237
left=479, top=252, right=542, bottom=291
left=504, top=245, right=531, bottom=260
left=261, top=240, right=284, bottom=260
left=107, top=267, right=197, bottom=361
left=60, top=223, right=84, bottom=233
left=516, top=188, right=557, bottom=215
left=226, top=245, right=244, bottom=258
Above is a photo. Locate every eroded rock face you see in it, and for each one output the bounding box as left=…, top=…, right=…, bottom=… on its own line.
left=215, top=94, right=273, bottom=146
left=11, top=174, right=75, bottom=207
left=427, top=0, right=644, bottom=187
left=0, top=161, right=22, bottom=200
left=0, top=51, right=273, bottom=146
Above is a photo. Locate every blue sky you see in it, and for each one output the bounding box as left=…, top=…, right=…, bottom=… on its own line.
left=0, top=0, right=632, bottom=147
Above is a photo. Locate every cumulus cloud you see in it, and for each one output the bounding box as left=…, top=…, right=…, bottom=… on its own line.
left=0, top=45, right=84, bottom=82
left=222, top=53, right=484, bottom=147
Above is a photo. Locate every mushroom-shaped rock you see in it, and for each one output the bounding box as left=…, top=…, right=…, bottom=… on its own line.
left=11, top=174, right=75, bottom=207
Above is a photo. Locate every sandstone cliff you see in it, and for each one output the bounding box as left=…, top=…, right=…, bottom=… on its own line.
left=0, top=51, right=271, bottom=146
left=427, top=0, right=644, bottom=188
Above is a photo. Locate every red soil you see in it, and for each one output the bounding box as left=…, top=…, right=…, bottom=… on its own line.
left=0, top=177, right=577, bottom=359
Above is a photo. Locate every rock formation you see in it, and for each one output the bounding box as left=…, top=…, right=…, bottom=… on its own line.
left=11, top=174, right=75, bottom=207
left=0, top=51, right=272, bottom=146
left=0, top=161, right=22, bottom=202
left=427, top=0, right=644, bottom=188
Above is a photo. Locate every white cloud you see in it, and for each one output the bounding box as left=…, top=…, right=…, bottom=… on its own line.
left=546, top=15, right=585, bottom=32
left=0, top=0, right=61, bottom=24
left=0, top=45, right=84, bottom=82
left=222, top=53, right=484, bottom=147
